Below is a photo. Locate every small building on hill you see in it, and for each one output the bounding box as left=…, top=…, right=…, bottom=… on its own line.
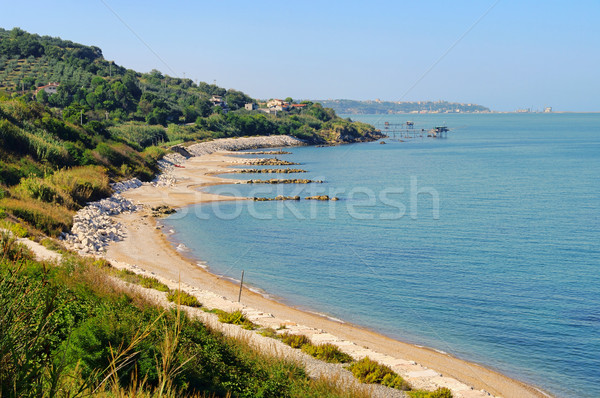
left=245, top=103, right=258, bottom=110
left=34, top=82, right=59, bottom=96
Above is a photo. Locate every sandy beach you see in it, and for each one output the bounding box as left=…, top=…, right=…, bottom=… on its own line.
left=104, top=145, right=551, bottom=398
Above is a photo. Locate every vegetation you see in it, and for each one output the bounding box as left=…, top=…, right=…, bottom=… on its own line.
left=301, top=344, right=354, bottom=364
left=207, top=309, right=256, bottom=330
left=280, top=332, right=312, bottom=349
left=347, top=357, right=411, bottom=391
left=166, top=289, right=202, bottom=308
left=0, top=244, right=376, bottom=397
left=116, top=268, right=170, bottom=292
left=408, top=388, right=453, bottom=398
left=0, top=27, right=381, bottom=144
left=280, top=333, right=352, bottom=364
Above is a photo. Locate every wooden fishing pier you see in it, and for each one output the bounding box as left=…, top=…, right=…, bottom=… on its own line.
left=374, top=121, right=450, bottom=139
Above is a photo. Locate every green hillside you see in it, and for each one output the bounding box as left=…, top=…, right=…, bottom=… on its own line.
left=0, top=27, right=382, bottom=237
left=0, top=27, right=380, bottom=144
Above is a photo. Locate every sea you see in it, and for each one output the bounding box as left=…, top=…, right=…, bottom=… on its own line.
left=163, top=113, right=600, bottom=398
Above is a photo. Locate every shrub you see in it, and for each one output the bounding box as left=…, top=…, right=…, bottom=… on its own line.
left=347, top=357, right=411, bottom=391
left=14, top=175, right=63, bottom=204
left=166, top=289, right=201, bottom=308
left=48, top=166, right=111, bottom=205
left=280, top=332, right=311, bottom=349
left=216, top=310, right=256, bottom=330
left=139, top=275, right=169, bottom=292
left=116, top=269, right=170, bottom=292
left=409, top=388, right=453, bottom=398
left=430, top=387, right=453, bottom=398
left=0, top=220, right=29, bottom=237
left=301, top=343, right=353, bottom=363
left=259, top=327, right=278, bottom=338
left=0, top=230, right=34, bottom=261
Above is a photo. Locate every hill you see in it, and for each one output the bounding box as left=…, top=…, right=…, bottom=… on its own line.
left=0, top=27, right=383, bottom=237
left=0, top=27, right=381, bottom=145
left=316, top=99, right=491, bottom=114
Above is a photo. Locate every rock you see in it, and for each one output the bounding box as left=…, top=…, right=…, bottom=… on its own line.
left=234, top=168, right=307, bottom=174
left=238, top=158, right=300, bottom=166
left=305, top=195, right=339, bottom=201
left=253, top=196, right=300, bottom=201
left=245, top=179, right=323, bottom=184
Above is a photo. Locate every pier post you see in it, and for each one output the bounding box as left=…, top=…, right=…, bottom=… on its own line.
left=238, top=270, right=245, bottom=302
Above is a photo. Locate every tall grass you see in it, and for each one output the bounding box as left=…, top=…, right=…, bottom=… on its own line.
left=109, top=123, right=168, bottom=148
left=0, top=196, right=73, bottom=235
left=48, top=165, right=111, bottom=205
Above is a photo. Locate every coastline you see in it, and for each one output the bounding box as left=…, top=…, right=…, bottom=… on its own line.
left=104, top=139, right=551, bottom=398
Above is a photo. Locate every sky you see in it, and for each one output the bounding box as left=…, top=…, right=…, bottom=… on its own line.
left=1, top=0, right=599, bottom=112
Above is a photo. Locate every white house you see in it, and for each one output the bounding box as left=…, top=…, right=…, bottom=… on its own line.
left=34, top=82, right=59, bottom=96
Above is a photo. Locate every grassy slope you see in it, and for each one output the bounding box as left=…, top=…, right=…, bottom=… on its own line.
left=0, top=235, right=369, bottom=398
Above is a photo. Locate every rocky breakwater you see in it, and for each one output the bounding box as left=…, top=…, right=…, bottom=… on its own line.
left=243, top=150, right=292, bottom=155
left=245, top=179, right=323, bottom=184
left=305, top=195, right=339, bottom=201
left=253, top=195, right=301, bottom=201
left=186, top=135, right=305, bottom=157
left=111, top=177, right=143, bottom=193
left=61, top=194, right=138, bottom=256
left=153, top=152, right=189, bottom=187
left=231, top=158, right=300, bottom=166
left=233, top=168, right=307, bottom=174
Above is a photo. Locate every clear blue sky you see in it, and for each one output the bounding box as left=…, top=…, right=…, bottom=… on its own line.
left=2, top=0, right=599, bottom=111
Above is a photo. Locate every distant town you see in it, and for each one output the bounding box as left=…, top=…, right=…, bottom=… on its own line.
left=315, top=99, right=491, bottom=115
left=313, top=99, right=558, bottom=115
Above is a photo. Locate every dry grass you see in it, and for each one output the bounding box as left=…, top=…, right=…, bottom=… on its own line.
left=0, top=196, right=73, bottom=236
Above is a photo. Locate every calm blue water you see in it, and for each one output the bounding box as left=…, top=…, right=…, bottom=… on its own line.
left=164, top=114, right=600, bottom=398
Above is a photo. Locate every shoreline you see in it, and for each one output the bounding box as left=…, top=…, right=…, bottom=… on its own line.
left=104, top=138, right=551, bottom=398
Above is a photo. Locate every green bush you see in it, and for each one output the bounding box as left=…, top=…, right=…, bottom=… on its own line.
left=139, top=276, right=170, bottom=292
left=115, top=269, right=170, bottom=292
left=347, top=357, right=411, bottom=391
left=166, top=289, right=201, bottom=307
left=14, top=175, right=62, bottom=204
left=48, top=166, right=111, bottom=205
left=259, top=327, right=278, bottom=338
left=216, top=310, right=256, bottom=330
left=430, top=387, right=453, bottom=398
left=301, top=343, right=353, bottom=363
left=409, top=388, right=453, bottom=398
left=280, top=332, right=311, bottom=349
left=0, top=231, right=34, bottom=262
left=0, top=220, right=29, bottom=237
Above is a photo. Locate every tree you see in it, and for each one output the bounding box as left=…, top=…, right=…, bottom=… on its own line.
left=182, top=106, right=198, bottom=123
left=63, top=103, right=88, bottom=125
left=225, top=89, right=252, bottom=110
left=196, top=98, right=213, bottom=117
left=36, top=89, right=48, bottom=103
